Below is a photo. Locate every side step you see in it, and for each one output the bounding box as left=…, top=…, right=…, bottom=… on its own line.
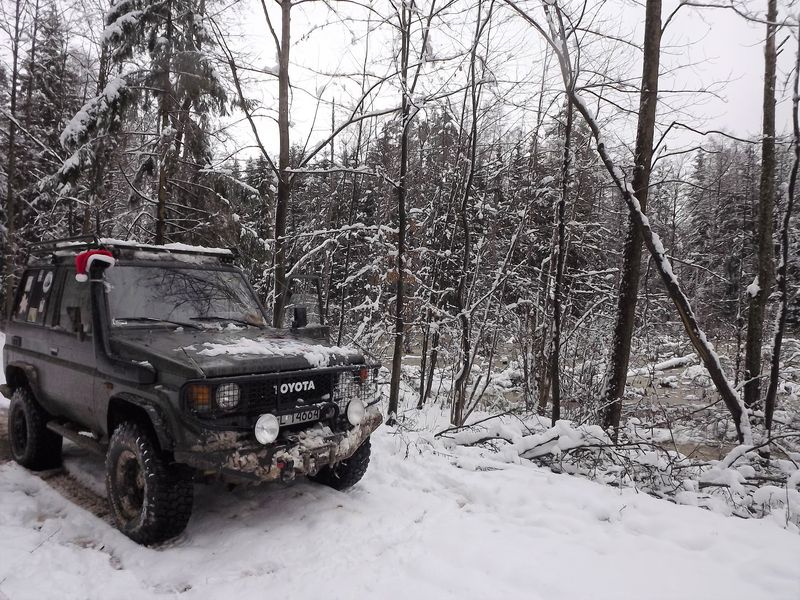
left=47, top=421, right=106, bottom=456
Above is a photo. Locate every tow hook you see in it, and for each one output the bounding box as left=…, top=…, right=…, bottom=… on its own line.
left=278, top=459, right=295, bottom=482
left=305, top=455, right=318, bottom=476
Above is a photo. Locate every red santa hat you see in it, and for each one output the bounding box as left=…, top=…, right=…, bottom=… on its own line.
left=75, top=249, right=115, bottom=282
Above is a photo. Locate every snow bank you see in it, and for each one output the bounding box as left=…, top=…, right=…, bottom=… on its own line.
left=441, top=411, right=799, bottom=528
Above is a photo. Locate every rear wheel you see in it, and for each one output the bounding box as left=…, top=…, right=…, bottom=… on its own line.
left=8, top=387, right=62, bottom=470
left=310, top=438, right=371, bottom=490
left=106, top=421, right=193, bottom=545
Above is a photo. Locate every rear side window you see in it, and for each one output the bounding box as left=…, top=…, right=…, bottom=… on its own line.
left=57, top=270, right=93, bottom=334
left=14, top=269, right=55, bottom=325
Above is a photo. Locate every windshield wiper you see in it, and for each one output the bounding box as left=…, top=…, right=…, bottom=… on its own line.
left=190, top=316, right=261, bottom=328
left=114, top=317, right=202, bottom=330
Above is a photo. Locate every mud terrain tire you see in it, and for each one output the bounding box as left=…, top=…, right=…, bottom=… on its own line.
left=310, top=438, right=371, bottom=490
left=106, top=421, right=193, bottom=545
left=8, top=387, right=62, bottom=470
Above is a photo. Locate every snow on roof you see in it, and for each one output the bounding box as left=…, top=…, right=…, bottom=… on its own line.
left=52, top=238, right=233, bottom=256
left=102, top=238, right=233, bottom=255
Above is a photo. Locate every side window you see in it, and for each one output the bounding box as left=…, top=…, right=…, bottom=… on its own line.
left=57, top=270, right=93, bottom=335
left=13, top=269, right=55, bottom=325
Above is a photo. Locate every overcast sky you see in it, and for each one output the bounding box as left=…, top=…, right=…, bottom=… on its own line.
left=655, top=0, right=792, bottom=142
left=220, top=0, right=790, bottom=161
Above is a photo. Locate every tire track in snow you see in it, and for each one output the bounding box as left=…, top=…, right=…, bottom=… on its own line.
left=0, top=408, right=112, bottom=524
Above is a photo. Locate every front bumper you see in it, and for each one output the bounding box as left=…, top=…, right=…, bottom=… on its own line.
left=174, top=408, right=382, bottom=482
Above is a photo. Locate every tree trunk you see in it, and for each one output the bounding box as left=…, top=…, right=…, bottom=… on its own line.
left=764, top=25, right=799, bottom=434
left=744, top=0, right=778, bottom=409
left=386, top=2, right=411, bottom=424
left=86, top=44, right=111, bottom=235
left=272, top=0, right=292, bottom=327
left=4, top=0, right=24, bottom=317
left=24, top=0, right=41, bottom=129
left=550, top=95, right=573, bottom=425
left=600, top=0, right=662, bottom=438
left=422, top=325, right=440, bottom=407
left=154, top=10, right=175, bottom=244
left=452, top=0, right=492, bottom=426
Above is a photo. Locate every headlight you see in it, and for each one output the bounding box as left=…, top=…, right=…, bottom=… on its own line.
left=215, top=383, right=240, bottom=410
left=346, top=399, right=366, bottom=426
left=254, top=413, right=280, bottom=444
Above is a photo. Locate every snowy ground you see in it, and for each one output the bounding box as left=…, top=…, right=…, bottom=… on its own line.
left=1, top=414, right=799, bottom=599
left=1, top=330, right=799, bottom=600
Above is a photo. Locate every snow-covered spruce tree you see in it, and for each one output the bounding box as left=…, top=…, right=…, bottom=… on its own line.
left=56, top=0, right=227, bottom=243
left=1, top=0, right=86, bottom=309
left=680, top=143, right=758, bottom=326
left=229, top=156, right=274, bottom=301
left=14, top=4, right=83, bottom=241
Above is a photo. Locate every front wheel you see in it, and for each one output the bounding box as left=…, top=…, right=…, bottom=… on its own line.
left=106, top=421, right=193, bottom=545
left=8, top=387, right=62, bottom=470
left=310, top=438, right=371, bottom=490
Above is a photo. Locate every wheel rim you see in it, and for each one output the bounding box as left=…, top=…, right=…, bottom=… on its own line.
left=115, top=449, right=145, bottom=522
left=10, top=404, right=28, bottom=458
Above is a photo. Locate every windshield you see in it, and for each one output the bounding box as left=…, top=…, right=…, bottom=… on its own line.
left=105, top=265, right=266, bottom=328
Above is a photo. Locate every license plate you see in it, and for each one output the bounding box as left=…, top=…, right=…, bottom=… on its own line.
left=279, top=408, right=319, bottom=426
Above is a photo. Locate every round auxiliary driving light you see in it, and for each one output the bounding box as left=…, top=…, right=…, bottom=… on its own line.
left=346, top=399, right=366, bottom=426
left=254, top=413, right=280, bottom=445
left=216, top=383, right=240, bottom=410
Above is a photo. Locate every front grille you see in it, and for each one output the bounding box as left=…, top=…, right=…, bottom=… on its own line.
left=239, top=371, right=334, bottom=414
left=182, top=365, right=379, bottom=429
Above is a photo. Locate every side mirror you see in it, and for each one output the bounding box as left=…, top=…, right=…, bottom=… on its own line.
left=292, top=306, right=308, bottom=329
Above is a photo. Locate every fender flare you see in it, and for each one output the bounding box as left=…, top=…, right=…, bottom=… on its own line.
left=3, top=362, right=44, bottom=400
left=108, top=393, right=176, bottom=451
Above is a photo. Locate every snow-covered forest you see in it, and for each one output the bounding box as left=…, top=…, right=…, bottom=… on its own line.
left=1, top=0, right=800, bottom=596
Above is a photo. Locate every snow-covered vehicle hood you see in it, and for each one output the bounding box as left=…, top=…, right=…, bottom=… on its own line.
left=109, top=327, right=364, bottom=379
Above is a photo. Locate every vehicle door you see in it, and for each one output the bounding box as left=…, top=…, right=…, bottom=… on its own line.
left=44, top=268, right=97, bottom=428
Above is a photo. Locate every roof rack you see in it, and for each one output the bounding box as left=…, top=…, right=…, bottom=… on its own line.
left=27, top=236, right=237, bottom=263
left=28, top=235, right=101, bottom=255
